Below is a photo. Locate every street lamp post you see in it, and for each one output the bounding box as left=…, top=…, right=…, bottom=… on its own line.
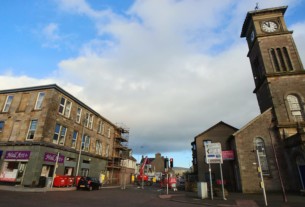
left=76, top=144, right=82, bottom=176
left=76, top=119, right=85, bottom=176
left=50, top=152, right=60, bottom=189
left=256, top=149, right=268, bottom=206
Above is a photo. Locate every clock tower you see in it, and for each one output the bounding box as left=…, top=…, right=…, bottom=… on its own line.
left=241, top=6, right=305, bottom=128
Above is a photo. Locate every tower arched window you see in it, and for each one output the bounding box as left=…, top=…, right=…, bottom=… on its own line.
left=277, top=48, right=287, bottom=71
left=270, top=48, right=280, bottom=72
left=283, top=47, right=293, bottom=71
left=269, top=47, right=294, bottom=72
left=255, top=138, right=270, bottom=176
left=287, top=95, right=304, bottom=122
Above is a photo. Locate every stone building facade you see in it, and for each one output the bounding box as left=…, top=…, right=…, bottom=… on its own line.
left=0, top=84, right=131, bottom=186
left=120, top=154, right=137, bottom=185
left=233, top=109, right=283, bottom=193
left=191, top=121, right=238, bottom=191
left=150, top=153, right=166, bottom=173
left=140, top=153, right=166, bottom=174
left=191, top=6, right=305, bottom=193
left=239, top=5, right=305, bottom=192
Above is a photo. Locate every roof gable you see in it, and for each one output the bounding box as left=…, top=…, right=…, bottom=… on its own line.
left=195, top=121, right=238, bottom=139
left=233, top=108, right=273, bottom=136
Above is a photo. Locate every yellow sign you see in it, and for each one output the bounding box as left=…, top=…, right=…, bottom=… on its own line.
left=260, top=181, right=264, bottom=188
left=257, top=167, right=261, bottom=172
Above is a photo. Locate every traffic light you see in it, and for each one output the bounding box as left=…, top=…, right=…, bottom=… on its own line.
left=170, top=158, right=173, bottom=168
left=164, top=158, right=168, bottom=169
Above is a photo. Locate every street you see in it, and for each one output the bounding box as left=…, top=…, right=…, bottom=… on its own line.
left=0, top=186, right=195, bottom=207
left=1, top=184, right=305, bottom=207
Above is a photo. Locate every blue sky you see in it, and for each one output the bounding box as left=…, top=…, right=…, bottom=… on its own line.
left=1, top=0, right=305, bottom=168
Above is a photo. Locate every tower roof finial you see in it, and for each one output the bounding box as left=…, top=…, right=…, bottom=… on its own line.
left=255, top=2, right=259, bottom=10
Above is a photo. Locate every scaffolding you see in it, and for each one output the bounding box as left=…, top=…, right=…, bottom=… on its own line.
left=107, top=123, right=130, bottom=185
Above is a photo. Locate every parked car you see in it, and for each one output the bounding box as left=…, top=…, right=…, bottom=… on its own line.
left=77, top=176, right=101, bottom=191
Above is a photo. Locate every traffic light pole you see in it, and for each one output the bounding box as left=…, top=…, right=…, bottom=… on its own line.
left=166, top=173, right=169, bottom=195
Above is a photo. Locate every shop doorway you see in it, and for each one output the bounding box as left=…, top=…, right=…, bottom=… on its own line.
left=40, top=165, right=55, bottom=177
left=16, top=162, right=27, bottom=184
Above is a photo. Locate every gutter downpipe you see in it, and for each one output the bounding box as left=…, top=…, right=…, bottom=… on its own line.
left=76, top=120, right=85, bottom=176
left=268, top=120, right=287, bottom=203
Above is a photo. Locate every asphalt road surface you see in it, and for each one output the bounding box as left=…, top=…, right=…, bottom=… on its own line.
left=0, top=186, right=195, bottom=207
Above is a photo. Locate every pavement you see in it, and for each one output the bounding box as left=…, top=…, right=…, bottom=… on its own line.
left=0, top=184, right=76, bottom=192
left=0, top=184, right=123, bottom=192
left=1, top=184, right=304, bottom=207
left=159, top=190, right=305, bottom=207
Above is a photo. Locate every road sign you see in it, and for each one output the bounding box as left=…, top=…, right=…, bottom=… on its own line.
left=205, top=143, right=223, bottom=164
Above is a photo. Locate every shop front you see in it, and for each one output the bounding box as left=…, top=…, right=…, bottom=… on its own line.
left=39, top=152, right=66, bottom=187
left=42, top=152, right=65, bottom=173
left=0, top=151, right=30, bottom=185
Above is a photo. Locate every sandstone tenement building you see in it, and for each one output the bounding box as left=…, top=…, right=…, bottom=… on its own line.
left=0, top=84, right=132, bottom=186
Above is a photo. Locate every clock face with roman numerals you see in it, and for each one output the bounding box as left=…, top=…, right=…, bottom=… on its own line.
left=261, top=21, right=279, bottom=33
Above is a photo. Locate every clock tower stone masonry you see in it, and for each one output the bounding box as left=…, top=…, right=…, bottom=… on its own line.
left=241, top=6, right=305, bottom=135
left=238, top=6, right=305, bottom=192
left=192, top=5, right=305, bottom=193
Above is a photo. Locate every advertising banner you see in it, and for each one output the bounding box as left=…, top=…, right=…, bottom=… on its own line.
left=44, top=152, right=65, bottom=163
left=4, top=151, right=31, bottom=160
left=0, top=170, right=18, bottom=182
left=222, top=150, right=235, bottom=160
left=0, top=162, right=17, bottom=182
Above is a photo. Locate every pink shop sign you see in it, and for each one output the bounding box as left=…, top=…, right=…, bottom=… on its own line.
left=5, top=151, right=31, bottom=160
left=44, top=152, right=65, bottom=163
left=222, top=150, right=234, bottom=160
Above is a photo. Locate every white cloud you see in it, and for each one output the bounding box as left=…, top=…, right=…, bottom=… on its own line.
left=1, top=0, right=305, bottom=166
left=55, top=0, right=305, bottom=158
left=55, top=0, right=111, bottom=19
left=0, top=73, right=83, bottom=100
left=38, top=22, right=77, bottom=50
left=43, top=23, right=61, bottom=41
left=40, top=23, right=61, bottom=48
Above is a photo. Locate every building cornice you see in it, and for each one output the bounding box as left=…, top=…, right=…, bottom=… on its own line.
left=0, top=84, right=118, bottom=128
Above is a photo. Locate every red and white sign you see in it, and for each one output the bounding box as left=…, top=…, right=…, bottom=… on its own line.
left=0, top=170, right=17, bottom=182
left=222, top=150, right=234, bottom=160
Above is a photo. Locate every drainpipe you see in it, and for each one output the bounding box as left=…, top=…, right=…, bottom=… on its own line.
left=268, top=120, right=287, bottom=202
left=76, top=119, right=85, bottom=176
